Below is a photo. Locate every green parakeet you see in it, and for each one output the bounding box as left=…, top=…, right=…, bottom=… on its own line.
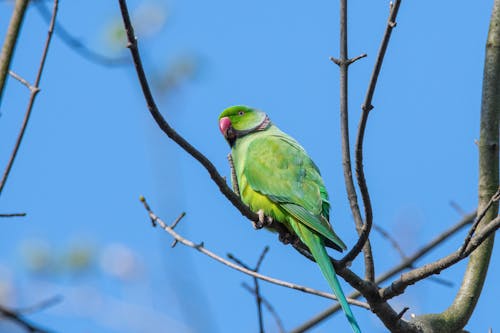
left=218, top=105, right=361, bottom=333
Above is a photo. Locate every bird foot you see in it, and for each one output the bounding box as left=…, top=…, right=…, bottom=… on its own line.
left=253, top=209, right=273, bottom=230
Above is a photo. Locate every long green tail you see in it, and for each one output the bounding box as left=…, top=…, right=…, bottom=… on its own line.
left=292, top=221, right=362, bottom=333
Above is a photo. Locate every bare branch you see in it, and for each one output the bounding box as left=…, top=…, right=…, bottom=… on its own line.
left=33, top=0, right=130, bottom=67
left=13, top=295, right=62, bottom=315
left=0, top=304, right=53, bottom=333
left=228, top=248, right=270, bottom=333
left=380, top=215, right=500, bottom=300
left=242, top=283, right=286, bottom=333
left=340, top=0, right=402, bottom=276
left=0, top=0, right=29, bottom=104
left=8, top=70, right=34, bottom=91
left=0, top=0, right=59, bottom=197
left=459, top=187, right=500, bottom=255
left=372, top=223, right=407, bottom=259
left=333, top=0, right=375, bottom=283
left=411, top=12, right=500, bottom=326
left=117, top=0, right=263, bottom=227
left=0, top=212, right=26, bottom=217
left=291, top=212, right=474, bottom=333
left=139, top=196, right=370, bottom=309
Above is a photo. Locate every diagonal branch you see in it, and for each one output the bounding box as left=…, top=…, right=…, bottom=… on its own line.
left=139, top=196, right=370, bottom=309
left=0, top=0, right=59, bottom=197
left=459, top=187, right=500, bottom=254
left=0, top=305, right=51, bottom=333
left=33, top=0, right=130, bottom=67
left=117, top=0, right=259, bottom=224
left=380, top=215, right=500, bottom=301
left=117, top=0, right=335, bottom=261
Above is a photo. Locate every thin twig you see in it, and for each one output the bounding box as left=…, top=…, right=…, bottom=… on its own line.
left=372, top=223, right=407, bottom=259
left=380, top=215, right=500, bottom=300
left=0, top=0, right=59, bottom=197
left=290, top=212, right=475, bottom=333
left=0, top=305, right=52, bottom=333
left=33, top=0, right=130, bottom=67
left=373, top=223, right=454, bottom=287
left=14, top=295, right=62, bottom=315
left=139, top=196, right=369, bottom=309
left=0, top=0, right=29, bottom=104
left=228, top=248, right=270, bottom=333
left=242, top=283, right=286, bottom=333
left=0, top=212, right=26, bottom=217
left=8, top=70, right=33, bottom=91
left=449, top=201, right=467, bottom=216
left=459, top=187, right=500, bottom=255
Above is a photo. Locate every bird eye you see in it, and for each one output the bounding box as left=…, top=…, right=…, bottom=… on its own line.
left=238, top=111, right=244, bottom=116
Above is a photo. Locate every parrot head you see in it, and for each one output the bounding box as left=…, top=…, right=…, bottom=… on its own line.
left=218, top=105, right=270, bottom=146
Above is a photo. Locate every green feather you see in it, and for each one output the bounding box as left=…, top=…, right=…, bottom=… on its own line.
left=289, top=220, right=361, bottom=333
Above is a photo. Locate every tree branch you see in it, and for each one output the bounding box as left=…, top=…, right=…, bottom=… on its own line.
left=0, top=0, right=59, bottom=197
left=242, top=283, right=286, bottom=333
left=0, top=212, right=26, bottom=217
left=0, top=0, right=29, bottom=104
left=139, top=196, right=370, bottom=309
left=117, top=0, right=262, bottom=225
left=228, top=247, right=269, bottom=333
left=332, top=0, right=375, bottom=283
left=340, top=0, right=402, bottom=275
left=33, top=0, right=130, bottom=67
left=0, top=296, right=60, bottom=333
left=459, top=187, right=500, bottom=254
left=380, top=215, right=500, bottom=304
left=411, top=2, right=500, bottom=330
left=291, top=211, right=475, bottom=333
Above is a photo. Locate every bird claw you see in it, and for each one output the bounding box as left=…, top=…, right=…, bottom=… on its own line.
left=253, top=209, right=273, bottom=229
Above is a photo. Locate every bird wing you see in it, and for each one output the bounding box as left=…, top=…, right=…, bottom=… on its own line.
left=243, top=133, right=346, bottom=251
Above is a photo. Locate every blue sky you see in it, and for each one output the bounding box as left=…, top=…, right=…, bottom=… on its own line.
left=0, top=1, right=497, bottom=332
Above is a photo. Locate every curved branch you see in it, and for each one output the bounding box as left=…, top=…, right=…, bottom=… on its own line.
left=34, top=0, right=130, bottom=67
left=117, top=0, right=259, bottom=224
left=411, top=1, right=500, bottom=330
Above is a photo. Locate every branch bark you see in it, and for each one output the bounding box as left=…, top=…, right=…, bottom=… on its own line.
left=332, top=0, right=375, bottom=283
left=412, top=1, right=500, bottom=330
left=139, top=197, right=370, bottom=309
left=0, top=0, right=29, bottom=104
left=0, top=0, right=59, bottom=197
left=340, top=0, right=402, bottom=275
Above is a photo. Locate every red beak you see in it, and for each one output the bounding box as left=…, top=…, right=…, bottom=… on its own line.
left=219, top=117, right=231, bottom=137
